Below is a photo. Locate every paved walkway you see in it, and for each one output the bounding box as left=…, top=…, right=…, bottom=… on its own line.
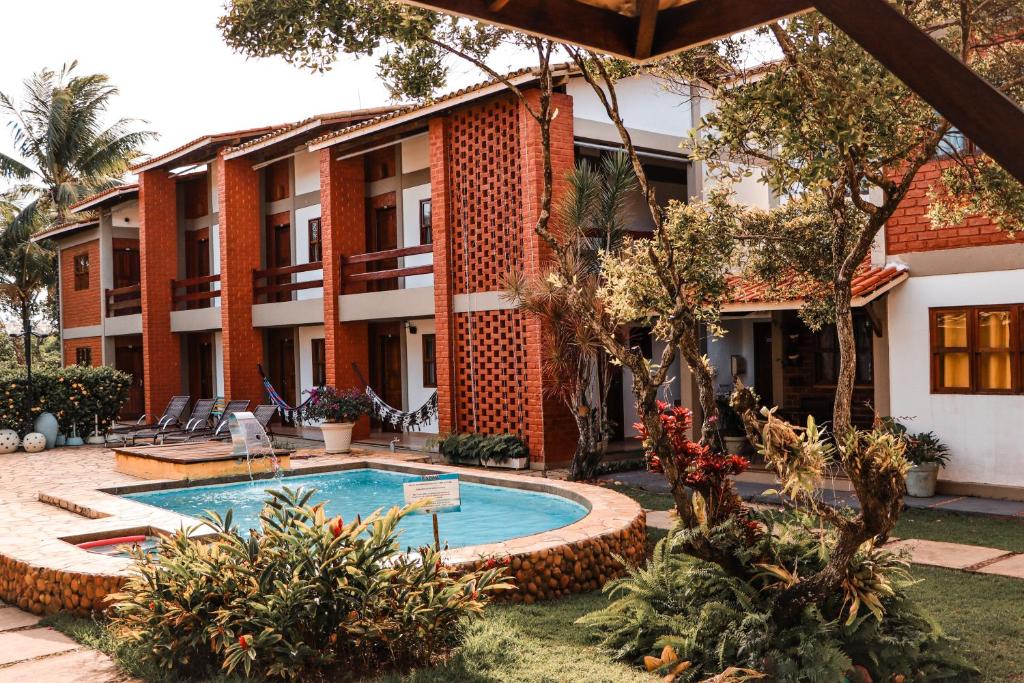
left=0, top=600, right=129, bottom=682
left=602, top=469, right=1024, bottom=517
left=638, top=483, right=1024, bottom=579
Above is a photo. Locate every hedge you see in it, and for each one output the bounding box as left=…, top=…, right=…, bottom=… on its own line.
left=0, top=366, right=131, bottom=436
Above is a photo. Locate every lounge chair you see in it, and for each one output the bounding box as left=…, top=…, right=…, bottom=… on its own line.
left=209, top=404, right=279, bottom=441
left=108, top=395, right=190, bottom=442
left=157, top=400, right=251, bottom=444
left=131, top=398, right=216, bottom=445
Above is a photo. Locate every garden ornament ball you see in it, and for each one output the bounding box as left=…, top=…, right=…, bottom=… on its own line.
left=22, top=432, right=47, bottom=453
left=0, top=429, right=19, bottom=453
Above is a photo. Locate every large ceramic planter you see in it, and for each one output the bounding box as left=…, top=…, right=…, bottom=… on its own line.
left=723, top=435, right=747, bottom=455
left=481, top=456, right=530, bottom=470
left=33, top=412, right=59, bottom=449
left=320, top=422, right=356, bottom=454
left=906, top=462, right=940, bottom=498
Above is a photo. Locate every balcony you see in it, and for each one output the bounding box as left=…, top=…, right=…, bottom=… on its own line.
left=340, top=244, right=433, bottom=291
left=172, top=274, right=221, bottom=311
left=170, top=274, right=221, bottom=332
left=253, top=262, right=324, bottom=304
left=105, top=284, right=141, bottom=317
left=338, top=245, right=435, bottom=322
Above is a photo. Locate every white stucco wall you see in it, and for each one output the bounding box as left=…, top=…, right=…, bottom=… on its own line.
left=110, top=200, right=139, bottom=228
left=401, top=183, right=434, bottom=288
left=568, top=75, right=693, bottom=139
left=401, top=135, right=430, bottom=173
left=887, top=269, right=1024, bottom=488
left=294, top=150, right=321, bottom=196
left=707, top=318, right=759, bottom=396
left=297, top=324, right=326, bottom=396
left=404, top=318, right=438, bottom=433
left=294, top=204, right=324, bottom=300
left=622, top=339, right=681, bottom=438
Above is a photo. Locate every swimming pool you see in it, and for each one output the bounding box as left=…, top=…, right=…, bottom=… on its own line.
left=124, top=468, right=589, bottom=550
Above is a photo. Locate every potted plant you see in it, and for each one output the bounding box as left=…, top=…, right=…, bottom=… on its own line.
left=437, top=432, right=530, bottom=469
left=301, top=386, right=372, bottom=454
left=715, top=395, right=747, bottom=455
left=903, top=430, right=951, bottom=498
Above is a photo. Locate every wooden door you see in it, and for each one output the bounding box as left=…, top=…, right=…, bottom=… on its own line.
left=186, top=333, right=215, bottom=401
left=114, top=336, right=144, bottom=419
left=266, top=217, right=292, bottom=302
left=112, top=244, right=140, bottom=288
left=369, top=323, right=403, bottom=432
left=267, top=328, right=297, bottom=406
left=753, top=321, right=774, bottom=408
left=366, top=206, right=397, bottom=292
left=184, top=229, right=211, bottom=309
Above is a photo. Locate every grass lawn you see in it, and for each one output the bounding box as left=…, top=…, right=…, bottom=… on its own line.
left=44, top=525, right=1023, bottom=682
left=895, top=507, right=1024, bottom=553
left=602, top=483, right=674, bottom=511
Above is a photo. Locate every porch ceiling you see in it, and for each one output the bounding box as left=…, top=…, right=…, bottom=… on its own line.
left=722, top=263, right=908, bottom=313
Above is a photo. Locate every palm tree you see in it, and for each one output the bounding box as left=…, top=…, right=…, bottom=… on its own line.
left=508, top=153, right=637, bottom=480
left=0, top=62, right=154, bottom=386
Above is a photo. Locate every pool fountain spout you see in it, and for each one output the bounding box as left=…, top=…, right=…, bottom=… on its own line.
left=228, top=412, right=282, bottom=483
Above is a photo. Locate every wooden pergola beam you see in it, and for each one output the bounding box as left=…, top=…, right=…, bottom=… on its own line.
left=402, top=0, right=636, bottom=57
left=813, top=0, right=1024, bottom=184
left=651, top=0, right=813, bottom=55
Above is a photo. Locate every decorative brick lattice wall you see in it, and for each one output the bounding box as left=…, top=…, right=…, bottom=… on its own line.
left=441, top=97, right=532, bottom=445
left=887, top=159, right=1019, bottom=254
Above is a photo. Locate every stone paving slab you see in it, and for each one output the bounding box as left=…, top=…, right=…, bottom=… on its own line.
left=0, top=628, right=80, bottom=666
left=0, top=606, right=40, bottom=631
left=976, top=552, right=1024, bottom=578
left=886, top=538, right=1011, bottom=570
left=646, top=509, right=675, bottom=530
left=0, top=649, right=127, bottom=683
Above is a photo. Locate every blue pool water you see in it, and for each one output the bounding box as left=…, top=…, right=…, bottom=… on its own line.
left=124, top=469, right=588, bottom=549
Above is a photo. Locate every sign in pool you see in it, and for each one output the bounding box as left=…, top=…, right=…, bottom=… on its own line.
left=403, top=473, right=461, bottom=514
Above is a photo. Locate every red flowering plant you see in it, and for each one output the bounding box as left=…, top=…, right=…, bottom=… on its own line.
left=635, top=402, right=756, bottom=537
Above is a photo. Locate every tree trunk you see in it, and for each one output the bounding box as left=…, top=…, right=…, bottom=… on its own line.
left=680, top=323, right=719, bottom=444
left=21, top=300, right=33, bottom=431
left=832, top=283, right=856, bottom=443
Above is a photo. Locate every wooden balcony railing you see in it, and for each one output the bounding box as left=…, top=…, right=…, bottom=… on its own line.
left=340, top=244, right=433, bottom=291
left=172, top=274, right=221, bottom=311
left=104, top=284, right=141, bottom=317
left=253, top=261, right=324, bottom=303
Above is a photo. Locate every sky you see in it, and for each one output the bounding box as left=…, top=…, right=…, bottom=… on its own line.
left=0, top=0, right=535, bottom=166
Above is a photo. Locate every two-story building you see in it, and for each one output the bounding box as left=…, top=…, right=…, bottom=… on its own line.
left=41, top=67, right=1022, bottom=497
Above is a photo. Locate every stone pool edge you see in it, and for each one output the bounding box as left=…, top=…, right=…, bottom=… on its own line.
left=1, top=456, right=645, bottom=614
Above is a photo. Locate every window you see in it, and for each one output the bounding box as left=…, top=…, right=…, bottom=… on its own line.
left=814, top=312, right=873, bottom=385
left=308, top=218, right=323, bottom=263
left=931, top=305, right=1022, bottom=394
left=419, top=199, right=432, bottom=245
left=422, top=334, right=437, bottom=388
left=75, top=347, right=92, bottom=366
left=311, top=338, right=326, bottom=387
left=73, top=253, right=90, bottom=290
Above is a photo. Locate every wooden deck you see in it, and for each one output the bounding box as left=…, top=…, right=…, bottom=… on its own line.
left=113, top=441, right=292, bottom=480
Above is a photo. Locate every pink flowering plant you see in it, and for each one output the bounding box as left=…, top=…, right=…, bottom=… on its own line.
left=301, top=385, right=371, bottom=424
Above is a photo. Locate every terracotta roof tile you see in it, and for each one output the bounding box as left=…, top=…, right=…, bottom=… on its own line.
left=68, top=183, right=139, bottom=213
left=725, top=263, right=908, bottom=310
left=130, top=125, right=286, bottom=173
left=224, top=107, right=400, bottom=157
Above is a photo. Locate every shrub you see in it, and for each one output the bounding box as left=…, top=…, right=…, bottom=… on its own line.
left=300, top=385, right=372, bottom=423
left=0, top=365, right=130, bottom=435
left=880, top=418, right=951, bottom=467
left=438, top=433, right=529, bottom=463
left=110, top=487, right=513, bottom=681
left=580, top=519, right=978, bottom=682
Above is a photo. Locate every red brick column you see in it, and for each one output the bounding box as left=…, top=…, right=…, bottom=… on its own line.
left=320, top=148, right=371, bottom=438
left=520, top=91, right=578, bottom=466
left=138, top=169, right=180, bottom=418
left=216, top=152, right=265, bottom=407
left=429, top=117, right=458, bottom=437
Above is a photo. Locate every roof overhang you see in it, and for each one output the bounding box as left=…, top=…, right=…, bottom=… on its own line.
left=131, top=126, right=282, bottom=174
left=31, top=219, right=99, bottom=243
left=68, top=185, right=139, bottom=215
left=307, top=69, right=554, bottom=153
left=222, top=107, right=400, bottom=162
left=721, top=266, right=908, bottom=314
